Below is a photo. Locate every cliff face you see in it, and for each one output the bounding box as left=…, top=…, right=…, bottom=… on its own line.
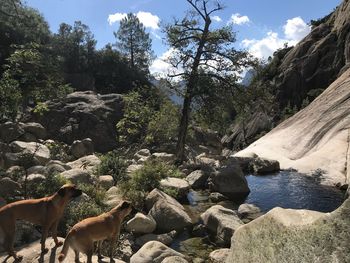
left=276, top=0, right=350, bottom=109
left=223, top=0, right=350, bottom=151
left=235, top=68, right=350, bottom=184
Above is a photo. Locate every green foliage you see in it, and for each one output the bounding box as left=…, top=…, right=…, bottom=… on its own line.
left=146, top=100, right=180, bottom=146
left=77, top=183, right=107, bottom=207
left=119, top=159, right=182, bottom=209
left=46, top=141, right=71, bottom=162
left=97, top=151, right=128, bottom=184
left=0, top=72, right=21, bottom=120
left=60, top=200, right=106, bottom=234
left=115, top=13, right=154, bottom=74
left=116, top=91, right=154, bottom=145
left=27, top=173, right=68, bottom=199
left=33, top=102, right=49, bottom=116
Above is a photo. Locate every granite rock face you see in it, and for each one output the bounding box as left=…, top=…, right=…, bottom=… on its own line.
left=30, top=91, right=123, bottom=152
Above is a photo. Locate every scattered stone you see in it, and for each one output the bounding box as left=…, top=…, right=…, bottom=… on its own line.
left=152, top=153, right=176, bottom=163
left=146, top=189, right=192, bottom=233
left=126, top=164, right=143, bottom=176
left=27, top=165, right=47, bottom=175
left=6, top=165, right=25, bottom=176
left=209, top=192, right=228, bottom=203
left=191, top=224, right=207, bottom=237
left=149, top=200, right=192, bottom=233
left=98, top=175, right=114, bottom=189
left=208, top=159, right=250, bottom=199
left=0, top=177, right=21, bottom=197
left=26, top=173, right=46, bottom=184
left=200, top=205, right=243, bottom=246
left=130, top=241, right=186, bottom=263
left=134, top=149, right=151, bottom=163
left=126, top=213, right=157, bottom=234
left=70, top=138, right=94, bottom=158
left=209, top=248, right=230, bottom=263
left=145, top=189, right=182, bottom=211
left=0, top=237, right=126, bottom=262
left=186, top=170, right=209, bottom=189
left=0, top=122, right=24, bottom=143
left=161, top=256, right=189, bottom=263
left=105, top=186, right=123, bottom=207
left=60, top=168, right=91, bottom=184
left=251, top=157, right=280, bottom=174
left=160, top=177, right=190, bottom=200
left=238, top=203, right=262, bottom=222
left=9, top=141, right=51, bottom=165
left=66, top=154, right=101, bottom=173
left=135, top=230, right=177, bottom=247
left=20, top=122, right=47, bottom=140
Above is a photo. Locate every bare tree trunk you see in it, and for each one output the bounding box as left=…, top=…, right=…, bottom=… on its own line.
left=175, top=16, right=211, bottom=163
left=176, top=94, right=192, bottom=162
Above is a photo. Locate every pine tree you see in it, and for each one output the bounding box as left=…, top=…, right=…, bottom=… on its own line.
left=114, top=13, right=154, bottom=74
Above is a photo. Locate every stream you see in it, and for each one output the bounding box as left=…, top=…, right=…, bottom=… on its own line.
left=171, top=171, right=346, bottom=260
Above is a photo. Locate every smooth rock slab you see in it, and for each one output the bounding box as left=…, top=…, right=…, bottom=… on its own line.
left=130, top=241, right=186, bottom=263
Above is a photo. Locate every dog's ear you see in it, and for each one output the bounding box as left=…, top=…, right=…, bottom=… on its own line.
left=57, top=187, right=66, bottom=197
left=120, top=201, right=130, bottom=210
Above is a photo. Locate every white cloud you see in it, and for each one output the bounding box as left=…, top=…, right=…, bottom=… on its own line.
left=242, top=31, right=287, bottom=59
left=136, top=11, right=160, bottom=30
left=211, top=15, right=222, bottom=22
left=230, top=13, right=250, bottom=25
left=150, top=49, right=175, bottom=76
left=108, top=11, right=160, bottom=30
left=108, top=13, right=127, bottom=25
left=241, top=17, right=311, bottom=59
left=283, top=17, right=310, bottom=42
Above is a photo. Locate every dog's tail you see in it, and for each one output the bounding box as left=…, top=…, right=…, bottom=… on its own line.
left=58, top=234, right=72, bottom=262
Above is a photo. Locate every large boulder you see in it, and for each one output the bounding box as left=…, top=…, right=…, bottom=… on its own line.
left=66, top=154, right=101, bottom=173
left=226, top=198, right=350, bottom=263
left=251, top=157, right=280, bottom=174
left=208, top=159, right=250, bottom=199
left=126, top=213, right=157, bottom=234
left=29, top=91, right=123, bottom=152
left=201, top=205, right=243, bottom=246
left=146, top=189, right=192, bottom=233
left=135, top=230, right=177, bottom=247
left=0, top=122, right=25, bottom=143
left=186, top=170, right=209, bottom=189
left=209, top=248, right=230, bottom=263
left=9, top=141, right=51, bottom=166
left=0, top=177, right=21, bottom=197
left=20, top=122, right=47, bottom=141
left=104, top=186, right=123, bottom=207
left=237, top=203, right=262, bottom=222
left=70, top=138, right=94, bottom=158
left=130, top=241, right=186, bottom=263
left=160, top=177, right=190, bottom=200
left=60, top=168, right=91, bottom=184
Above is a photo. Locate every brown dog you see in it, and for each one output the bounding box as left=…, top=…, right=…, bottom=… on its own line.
left=0, top=184, right=82, bottom=261
left=58, top=201, right=132, bottom=263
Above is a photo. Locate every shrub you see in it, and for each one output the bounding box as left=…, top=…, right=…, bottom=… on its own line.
left=27, top=173, right=68, bottom=199
left=59, top=199, right=106, bottom=234
left=78, top=183, right=107, bottom=207
left=119, top=158, right=182, bottom=209
left=46, top=141, right=71, bottom=162
left=145, top=100, right=180, bottom=146
left=97, top=151, right=128, bottom=184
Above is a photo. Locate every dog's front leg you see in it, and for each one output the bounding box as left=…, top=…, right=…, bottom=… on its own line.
left=109, top=227, right=120, bottom=263
left=50, top=220, right=63, bottom=247
left=40, top=225, right=49, bottom=254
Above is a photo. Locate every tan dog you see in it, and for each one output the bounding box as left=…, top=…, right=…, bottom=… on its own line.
left=0, top=184, right=82, bottom=261
left=58, top=201, right=132, bottom=263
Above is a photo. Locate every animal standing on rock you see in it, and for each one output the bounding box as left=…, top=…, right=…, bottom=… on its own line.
left=58, top=201, right=133, bottom=263
left=0, top=184, right=82, bottom=261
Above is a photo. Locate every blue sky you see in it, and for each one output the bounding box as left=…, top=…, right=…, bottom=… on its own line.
left=25, top=0, right=341, bottom=74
